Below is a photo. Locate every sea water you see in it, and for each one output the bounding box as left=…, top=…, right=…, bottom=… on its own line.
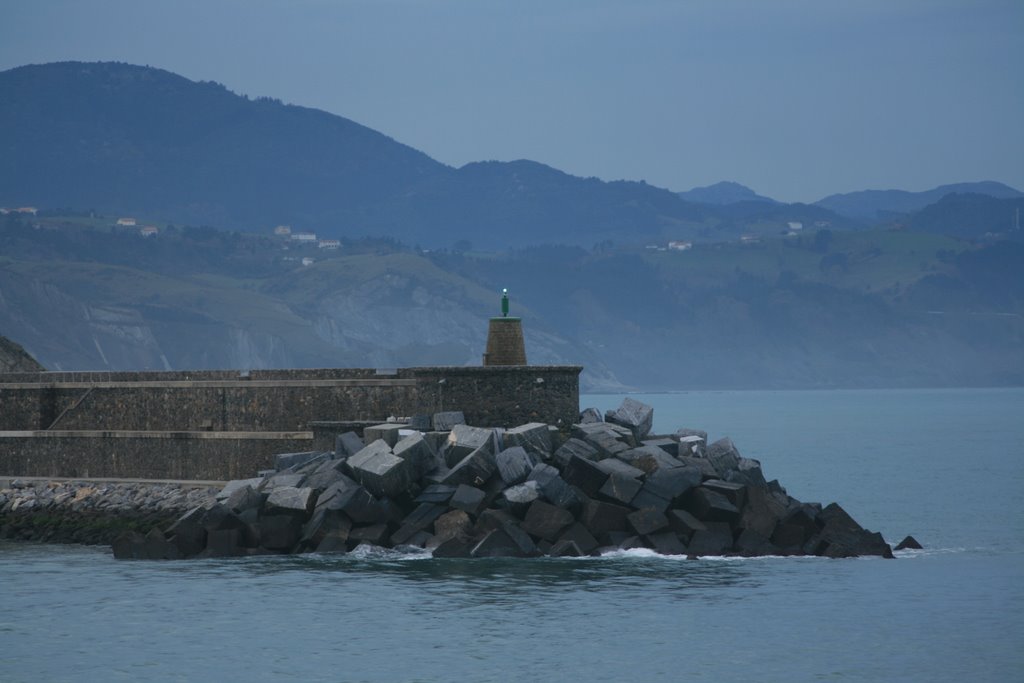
left=2, top=388, right=1022, bottom=682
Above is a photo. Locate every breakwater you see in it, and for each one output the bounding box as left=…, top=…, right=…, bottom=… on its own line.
left=112, top=399, right=902, bottom=560
left=0, top=479, right=217, bottom=545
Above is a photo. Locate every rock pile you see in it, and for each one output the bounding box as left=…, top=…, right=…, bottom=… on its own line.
left=113, top=399, right=895, bottom=560
left=1, top=480, right=218, bottom=545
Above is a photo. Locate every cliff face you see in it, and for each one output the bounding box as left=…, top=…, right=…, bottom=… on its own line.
left=0, top=335, right=45, bottom=373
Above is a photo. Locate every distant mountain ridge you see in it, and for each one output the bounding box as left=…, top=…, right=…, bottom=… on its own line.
left=678, top=181, right=777, bottom=205
left=815, top=181, right=1023, bottom=222
left=2, top=61, right=1020, bottom=248
left=0, top=61, right=718, bottom=249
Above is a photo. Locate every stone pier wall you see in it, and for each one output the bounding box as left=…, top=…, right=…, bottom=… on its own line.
left=0, top=365, right=582, bottom=480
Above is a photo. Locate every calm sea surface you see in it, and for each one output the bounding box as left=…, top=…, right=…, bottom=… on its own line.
left=2, top=388, right=1022, bottom=682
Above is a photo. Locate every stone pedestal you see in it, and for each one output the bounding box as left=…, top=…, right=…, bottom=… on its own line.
left=483, top=317, right=527, bottom=366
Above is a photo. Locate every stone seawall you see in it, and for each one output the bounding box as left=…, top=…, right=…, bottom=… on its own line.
left=0, top=479, right=218, bottom=545
left=0, top=365, right=582, bottom=480
left=0, top=366, right=582, bottom=432
left=0, top=431, right=312, bottom=480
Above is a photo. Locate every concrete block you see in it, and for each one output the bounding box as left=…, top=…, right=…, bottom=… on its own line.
left=141, top=527, right=175, bottom=560
left=391, top=503, right=447, bottom=545
left=675, top=427, right=708, bottom=443
left=528, top=463, right=579, bottom=510
left=431, top=536, right=474, bottom=558
left=597, top=473, right=642, bottom=506
left=605, top=397, right=654, bottom=440
left=500, top=481, right=542, bottom=517
left=260, top=514, right=303, bottom=551
left=495, top=446, right=538, bottom=486
left=739, top=486, right=787, bottom=538
left=112, top=531, right=147, bottom=560
left=349, top=447, right=415, bottom=499
left=676, top=455, right=717, bottom=480
left=225, top=485, right=264, bottom=515
left=205, top=528, right=242, bottom=558
left=363, top=423, right=406, bottom=448
left=645, top=465, right=702, bottom=502
left=562, top=454, right=609, bottom=497
left=335, top=431, right=365, bottom=457
left=595, top=458, right=645, bottom=480
left=449, top=484, right=487, bottom=516
left=471, top=527, right=532, bottom=558
left=731, top=457, right=767, bottom=488
left=676, top=435, right=706, bottom=458
left=581, top=499, right=630, bottom=536
left=431, top=510, right=472, bottom=545
left=686, top=528, right=733, bottom=556
left=348, top=523, right=390, bottom=547
left=703, top=479, right=747, bottom=509
left=407, top=414, right=432, bottom=430
left=706, top=437, right=742, bottom=477
left=300, top=509, right=352, bottom=549
left=346, top=439, right=392, bottom=472
left=314, top=478, right=359, bottom=511
left=627, top=507, right=669, bottom=536
left=504, top=422, right=553, bottom=458
left=315, top=532, right=351, bottom=554
left=261, top=472, right=306, bottom=492
left=667, top=509, right=706, bottom=541
left=643, top=438, right=679, bottom=457
left=629, top=484, right=671, bottom=513
left=521, top=500, right=575, bottom=541
left=393, top=432, right=438, bottom=479
left=647, top=531, right=687, bottom=556
left=549, top=540, right=583, bottom=557
left=303, top=460, right=355, bottom=496
left=216, top=477, right=265, bottom=501
left=415, top=484, right=457, bottom=505
left=445, top=424, right=497, bottom=466
left=440, top=446, right=496, bottom=488
left=553, top=438, right=599, bottom=468
left=555, top=522, right=599, bottom=555
left=330, top=486, right=384, bottom=525
left=684, top=487, right=740, bottom=523
left=572, top=422, right=632, bottom=458
left=770, top=523, right=808, bottom=550
left=201, top=503, right=244, bottom=532
left=265, top=486, right=317, bottom=517
left=274, top=451, right=323, bottom=471
left=474, top=509, right=520, bottom=536
left=617, top=445, right=679, bottom=474
left=578, top=407, right=603, bottom=423
left=734, top=528, right=778, bottom=557
left=166, top=506, right=207, bottom=557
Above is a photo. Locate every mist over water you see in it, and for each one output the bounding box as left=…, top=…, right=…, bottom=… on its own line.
left=2, top=388, right=1022, bottom=682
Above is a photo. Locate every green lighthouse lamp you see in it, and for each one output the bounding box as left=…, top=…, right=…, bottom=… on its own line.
left=483, top=287, right=527, bottom=365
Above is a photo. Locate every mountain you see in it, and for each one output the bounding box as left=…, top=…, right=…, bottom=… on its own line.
left=815, top=181, right=1023, bottom=222
left=3, top=211, right=1021, bottom=390
left=678, top=181, right=777, bottom=205
left=904, top=193, right=1024, bottom=241
left=0, top=334, right=45, bottom=373
left=0, top=62, right=449, bottom=230
left=0, top=61, right=721, bottom=250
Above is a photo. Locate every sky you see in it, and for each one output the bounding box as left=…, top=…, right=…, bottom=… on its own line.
left=1, top=0, right=1022, bottom=203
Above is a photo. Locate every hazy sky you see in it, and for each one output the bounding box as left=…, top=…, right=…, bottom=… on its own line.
left=1, top=0, right=1021, bottom=202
